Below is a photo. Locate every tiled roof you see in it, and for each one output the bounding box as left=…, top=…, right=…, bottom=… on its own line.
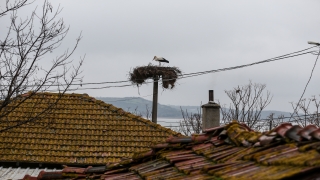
left=26, top=121, right=320, bottom=180
left=0, top=92, right=180, bottom=165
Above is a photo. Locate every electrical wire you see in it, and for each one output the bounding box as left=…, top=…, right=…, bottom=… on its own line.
left=14, top=45, right=318, bottom=89
left=154, top=113, right=320, bottom=124
left=288, top=47, right=320, bottom=121
left=40, top=47, right=317, bottom=91
left=65, top=45, right=320, bottom=86
left=162, top=112, right=320, bottom=128
left=179, top=51, right=315, bottom=79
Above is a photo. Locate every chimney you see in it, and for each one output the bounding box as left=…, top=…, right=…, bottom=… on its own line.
left=201, top=90, right=220, bottom=131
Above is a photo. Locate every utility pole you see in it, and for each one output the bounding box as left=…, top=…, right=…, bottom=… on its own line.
left=128, top=64, right=181, bottom=123
left=152, top=76, right=159, bottom=123
left=269, top=113, right=274, bottom=131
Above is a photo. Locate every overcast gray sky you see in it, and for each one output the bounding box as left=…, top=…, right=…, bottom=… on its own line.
left=2, top=0, right=320, bottom=112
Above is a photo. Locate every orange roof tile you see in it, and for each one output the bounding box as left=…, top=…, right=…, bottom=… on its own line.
left=0, top=92, right=180, bottom=165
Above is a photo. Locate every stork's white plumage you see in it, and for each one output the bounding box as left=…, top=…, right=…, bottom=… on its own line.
left=153, top=56, right=169, bottom=66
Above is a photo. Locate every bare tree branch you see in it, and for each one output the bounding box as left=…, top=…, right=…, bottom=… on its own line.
left=177, top=106, right=202, bottom=136
left=0, top=0, right=30, bottom=17
left=220, top=81, right=272, bottom=130
left=290, top=95, right=320, bottom=127
left=0, top=0, right=84, bottom=132
left=145, top=104, right=151, bottom=120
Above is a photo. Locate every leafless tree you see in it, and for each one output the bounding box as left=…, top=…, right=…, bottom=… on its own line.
left=311, top=95, right=320, bottom=125
left=0, top=0, right=84, bottom=132
left=220, top=81, right=272, bottom=130
left=145, top=104, right=151, bottom=120
left=126, top=104, right=151, bottom=119
left=133, top=106, right=142, bottom=117
left=126, top=106, right=143, bottom=117
left=265, top=113, right=286, bottom=131
left=290, top=95, right=320, bottom=127
left=178, top=107, right=202, bottom=136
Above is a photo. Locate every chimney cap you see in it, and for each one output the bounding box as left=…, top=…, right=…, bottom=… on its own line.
left=209, top=90, right=214, bottom=102
left=201, top=102, right=220, bottom=108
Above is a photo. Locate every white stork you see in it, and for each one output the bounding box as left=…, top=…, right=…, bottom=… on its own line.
left=153, top=56, right=169, bottom=66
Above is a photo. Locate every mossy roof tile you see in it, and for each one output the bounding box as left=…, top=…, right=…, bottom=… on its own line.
left=0, top=92, right=180, bottom=165
left=25, top=121, right=320, bottom=179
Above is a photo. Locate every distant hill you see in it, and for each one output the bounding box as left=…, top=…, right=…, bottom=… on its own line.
left=96, top=97, right=182, bottom=118
left=96, top=97, right=293, bottom=119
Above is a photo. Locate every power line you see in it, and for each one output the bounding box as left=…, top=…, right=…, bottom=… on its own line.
left=158, top=113, right=320, bottom=125
left=180, top=51, right=316, bottom=79
left=163, top=114, right=320, bottom=128
left=78, top=46, right=320, bottom=85
left=67, top=45, right=320, bottom=86
left=180, top=47, right=317, bottom=77
left=41, top=47, right=317, bottom=91
left=14, top=45, right=318, bottom=90
left=44, top=84, right=134, bottom=91
left=289, top=47, right=320, bottom=121
left=257, top=113, right=319, bottom=122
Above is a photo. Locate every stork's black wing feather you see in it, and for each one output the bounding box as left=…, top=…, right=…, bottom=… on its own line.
left=158, top=59, right=169, bottom=63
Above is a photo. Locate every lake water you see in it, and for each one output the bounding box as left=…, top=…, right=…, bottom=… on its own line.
left=143, top=117, right=182, bottom=129
left=157, top=118, right=181, bottom=127
left=156, top=118, right=198, bottom=134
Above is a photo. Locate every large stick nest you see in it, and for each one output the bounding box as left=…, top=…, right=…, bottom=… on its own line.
left=129, top=64, right=182, bottom=89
